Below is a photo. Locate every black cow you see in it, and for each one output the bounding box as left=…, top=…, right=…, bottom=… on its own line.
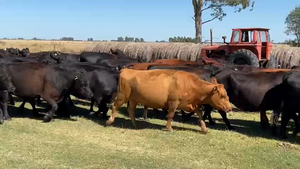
left=273, top=71, right=300, bottom=139
left=27, top=51, right=61, bottom=64
left=49, top=52, right=81, bottom=64
left=4, top=62, right=93, bottom=122
left=57, top=64, right=119, bottom=119
left=0, top=65, right=16, bottom=124
left=80, top=51, right=138, bottom=63
left=96, top=59, right=134, bottom=71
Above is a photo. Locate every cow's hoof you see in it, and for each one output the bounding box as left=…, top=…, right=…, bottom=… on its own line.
left=43, top=115, right=53, bottom=123
left=271, top=126, right=278, bottom=136
left=4, top=117, right=12, bottom=121
left=227, top=126, right=235, bottom=131
left=102, top=115, right=109, bottom=120
left=143, top=118, right=150, bottom=122
left=209, top=120, right=216, bottom=125
left=0, top=119, right=4, bottom=124
left=201, top=130, right=208, bottom=134
left=106, top=120, right=113, bottom=125
left=261, top=122, right=270, bottom=129
left=89, top=112, right=96, bottom=116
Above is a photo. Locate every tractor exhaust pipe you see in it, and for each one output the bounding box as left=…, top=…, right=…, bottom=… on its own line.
left=210, top=29, right=213, bottom=46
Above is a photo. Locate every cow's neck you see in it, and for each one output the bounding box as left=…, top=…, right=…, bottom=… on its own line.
left=193, top=81, right=216, bottom=105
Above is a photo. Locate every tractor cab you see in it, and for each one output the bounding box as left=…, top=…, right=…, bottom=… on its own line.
left=201, top=27, right=275, bottom=68
left=226, top=28, right=273, bottom=61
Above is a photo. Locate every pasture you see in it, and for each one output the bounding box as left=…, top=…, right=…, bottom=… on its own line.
left=1, top=40, right=300, bottom=169
left=0, top=97, right=300, bottom=169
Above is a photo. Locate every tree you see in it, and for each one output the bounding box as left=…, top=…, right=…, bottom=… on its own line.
left=134, top=38, right=140, bottom=42
left=117, top=37, right=124, bottom=41
left=140, top=38, right=145, bottom=42
left=87, top=38, right=93, bottom=41
left=285, top=6, right=300, bottom=47
left=192, top=0, right=255, bottom=44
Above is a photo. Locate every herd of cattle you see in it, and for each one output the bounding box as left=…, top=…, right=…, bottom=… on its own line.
left=1, top=47, right=300, bottom=139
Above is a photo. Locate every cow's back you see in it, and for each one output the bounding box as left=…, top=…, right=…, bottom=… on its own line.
left=228, top=72, right=287, bottom=111
left=119, top=69, right=178, bottom=108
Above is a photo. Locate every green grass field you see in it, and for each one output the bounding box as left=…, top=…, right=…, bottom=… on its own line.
left=0, top=98, right=300, bottom=169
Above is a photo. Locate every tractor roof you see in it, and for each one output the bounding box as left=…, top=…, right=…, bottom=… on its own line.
left=233, top=28, right=270, bottom=31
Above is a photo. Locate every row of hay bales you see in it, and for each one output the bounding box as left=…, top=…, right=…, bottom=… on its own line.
left=84, top=42, right=300, bottom=68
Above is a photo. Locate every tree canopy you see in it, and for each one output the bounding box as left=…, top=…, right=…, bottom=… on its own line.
left=192, top=0, right=255, bottom=43
left=285, top=6, right=300, bottom=47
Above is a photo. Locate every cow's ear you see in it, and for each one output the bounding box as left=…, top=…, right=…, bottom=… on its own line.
left=211, top=77, right=218, bottom=84
left=74, top=75, right=79, bottom=80
left=212, top=86, right=218, bottom=94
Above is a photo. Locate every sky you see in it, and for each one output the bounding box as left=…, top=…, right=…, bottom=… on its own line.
left=0, top=0, right=299, bottom=43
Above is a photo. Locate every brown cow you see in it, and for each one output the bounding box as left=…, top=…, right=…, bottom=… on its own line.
left=153, top=59, right=203, bottom=66
left=106, top=68, right=232, bottom=133
left=127, top=62, right=202, bottom=70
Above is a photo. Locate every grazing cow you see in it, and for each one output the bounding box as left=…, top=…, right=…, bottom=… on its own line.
left=4, top=62, right=93, bottom=122
left=106, top=68, right=232, bottom=133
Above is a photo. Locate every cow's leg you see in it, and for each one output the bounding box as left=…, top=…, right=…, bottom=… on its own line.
left=89, top=98, right=96, bottom=115
left=19, top=99, right=28, bottom=112
left=127, top=100, right=138, bottom=129
left=219, top=111, right=234, bottom=130
left=195, top=108, right=207, bottom=134
left=270, top=109, right=281, bottom=136
left=0, top=108, right=4, bottom=124
left=166, top=102, right=179, bottom=132
left=203, top=105, right=215, bottom=125
left=67, top=95, right=75, bottom=107
left=42, top=96, right=58, bottom=122
left=142, top=106, right=148, bottom=121
left=280, top=111, right=291, bottom=139
left=8, top=94, right=15, bottom=105
left=97, top=99, right=109, bottom=120
left=106, top=97, right=126, bottom=125
left=292, top=113, right=299, bottom=137
left=0, top=91, right=11, bottom=121
left=36, top=97, right=42, bottom=105
left=260, top=110, right=269, bottom=129
left=29, top=99, right=39, bottom=117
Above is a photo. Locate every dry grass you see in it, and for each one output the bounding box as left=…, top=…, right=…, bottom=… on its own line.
left=85, top=42, right=300, bottom=64
left=272, top=47, right=300, bottom=68
left=0, top=40, right=92, bottom=54
left=0, top=97, right=300, bottom=169
left=85, top=42, right=212, bottom=62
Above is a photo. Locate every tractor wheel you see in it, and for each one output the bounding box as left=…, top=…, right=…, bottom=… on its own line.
left=227, top=49, right=259, bottom=68
left=265, top=55, right=278, bottom=69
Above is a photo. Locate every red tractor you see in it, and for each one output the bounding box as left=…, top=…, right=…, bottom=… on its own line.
left=201, top=28, right=277, bottom=68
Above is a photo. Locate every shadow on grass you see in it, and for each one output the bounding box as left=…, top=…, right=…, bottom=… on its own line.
left=6, top=100, right=300, bottom=144
left=116, top=106, right=300, bottom=144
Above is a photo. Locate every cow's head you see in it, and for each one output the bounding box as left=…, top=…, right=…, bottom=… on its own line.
left=0, top=66, right=15, bottom=93
left=209, top=83, right=232, bottom=113
left=20, top=48, right=30, bottom=57
left=72, top=69, right=93, bottom=99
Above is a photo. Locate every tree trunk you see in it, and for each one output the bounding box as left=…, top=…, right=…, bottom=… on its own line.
left=195, top=14, right=202, bottom=44
left=193, top=0, right=203, bottom=44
